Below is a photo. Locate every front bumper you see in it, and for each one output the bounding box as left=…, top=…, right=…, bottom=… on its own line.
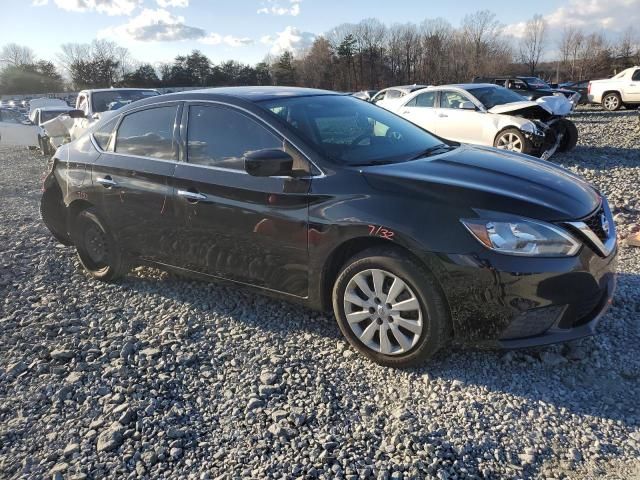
left=430, top=239, right=617, bottom=349
left=498, top=271, right=615, bottom=348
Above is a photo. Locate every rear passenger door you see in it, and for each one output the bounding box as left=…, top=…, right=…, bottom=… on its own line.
left=91, top=103, right=181, bottom=264
left=171, top=102, right=311, bottom=297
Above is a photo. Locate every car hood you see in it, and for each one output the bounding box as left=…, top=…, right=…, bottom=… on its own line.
left=361, top=145, right=600, bottom=221
left=488, top=96, right=572, bottom=116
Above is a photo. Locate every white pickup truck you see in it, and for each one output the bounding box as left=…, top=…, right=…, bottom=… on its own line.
left=587, top=66, right=640, bottom=111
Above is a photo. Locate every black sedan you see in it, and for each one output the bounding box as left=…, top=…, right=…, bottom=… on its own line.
left=40, top=87, right=617, bottom=367
left=474, top=76, right=581, bottom=107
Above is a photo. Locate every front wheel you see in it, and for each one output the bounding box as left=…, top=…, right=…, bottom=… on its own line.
left=332, top=247, right=451, bottom=367
left=557, top=118, right=578, bottom=152
left=493, top=128, right=532, bottom=155
left=71, top=208, right=129, bottom=281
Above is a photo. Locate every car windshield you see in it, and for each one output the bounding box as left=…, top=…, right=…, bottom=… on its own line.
left=259, top=95, right=450, bottom=166
left=521, top=77, right=550, bottom=88
left=466, top=86, right=527, bottom=109
left=91, top=90, right=159, bottom=113
left=40, top=110, right=68, bottom=123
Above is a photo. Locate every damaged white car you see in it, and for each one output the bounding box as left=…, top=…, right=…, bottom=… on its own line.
left=41, top=88, right=159, bottom=150
left=392, top=84, right=578, bottom=159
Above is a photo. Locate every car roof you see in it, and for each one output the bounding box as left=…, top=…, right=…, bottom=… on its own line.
left=173, top=86, right=338, bottom=102
left=37, top=106, right=73, bottom=111
left=79, top=88, right=159, bottom=94
left=428, top=83, right=497, bottom=90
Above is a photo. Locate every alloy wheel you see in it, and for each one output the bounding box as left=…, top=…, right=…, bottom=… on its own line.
left=343, top=268, right=423, bottom=355
left=83, top=224, right=108, bottom=267
left=495, top=132, right=523, bottom=152
left=603, top=95, right=619, bottom=110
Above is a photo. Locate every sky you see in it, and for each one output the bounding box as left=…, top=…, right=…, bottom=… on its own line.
left=0, top=0, right=638, bottom=67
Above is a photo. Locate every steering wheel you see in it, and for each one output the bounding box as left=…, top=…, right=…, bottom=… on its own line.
left=351, top=134, right=373, bottom=146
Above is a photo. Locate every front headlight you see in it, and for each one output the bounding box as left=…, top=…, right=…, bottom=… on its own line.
left=461, top=217, right=581, bottom=257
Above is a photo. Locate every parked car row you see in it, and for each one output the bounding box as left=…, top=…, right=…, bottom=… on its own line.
left=39, top=86, right=617, bottom=367
left=356, top=82, right=578, bottom=159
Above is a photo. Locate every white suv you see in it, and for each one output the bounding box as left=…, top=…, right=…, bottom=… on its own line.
left=587, top=66, right=640, bottom=111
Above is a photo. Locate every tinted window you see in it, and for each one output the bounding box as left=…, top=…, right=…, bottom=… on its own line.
left=92, top=90, right=159, bottom=113
left=0, top=109, right=24, bottom=124
left=466, top=86, right=527, bottom=109
left=632, top=69, right=640, bottom=81
left=373, top=91, right=386, bottom=103
left=115, top=106, right=177, bottom=160
left=40, top=110, right=68, bottom=123
left=260, top=95, right=447, bottom=166
left=187, top=105, right=283, bottom=170
left=93, top=117, right=119, bottom=151
left=440, top=91, right=469, bottom=109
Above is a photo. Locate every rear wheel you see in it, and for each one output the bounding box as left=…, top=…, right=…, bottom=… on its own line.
left=332, top=247, right=451, bottom=367
left=493, top=128, right=532, bottom=155
left=557, top=118, right=578, bottom=152
left=602, top=92, right=621, bottom=111
left=71, top=208, right=129, bottom=281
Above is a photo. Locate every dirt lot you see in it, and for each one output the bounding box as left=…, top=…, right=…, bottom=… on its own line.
left=1, top=107, right=639, bottom=479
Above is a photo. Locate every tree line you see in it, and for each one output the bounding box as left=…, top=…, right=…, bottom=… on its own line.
left=1, top=12, right=638, bottom=96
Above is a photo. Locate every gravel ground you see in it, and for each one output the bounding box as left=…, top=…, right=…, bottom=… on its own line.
left=1, top=107, right=639, bottom=480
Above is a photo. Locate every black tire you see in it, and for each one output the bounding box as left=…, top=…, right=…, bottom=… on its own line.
left=70, top=208, right=129, bottom=281
left=557, top=118, right=578, bottom=152
left=40, top=185, right=72, bottom=246
left=332, top=247, right=451, bottom=368
left=38, top=136, right=48, bottom=156
left=601, top=92, right=621, bottom=111
left=493, top=128, right=533, bottom=155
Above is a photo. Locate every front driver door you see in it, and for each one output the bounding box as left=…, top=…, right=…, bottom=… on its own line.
left=433, top=90, right=484, bottom=144
left=171, top=103, right=311, bottom=298
left=397, top=90, right=438, bottom=134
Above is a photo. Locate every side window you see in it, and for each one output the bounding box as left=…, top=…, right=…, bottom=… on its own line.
left=512, top=80, right=527, bottom=90
left=115, top=106, right=178, bottom=160
left=632, top=69, right=640, bottom=81
left=93, top=117, right=119, bottom=151
left=386, top=90, right=401, bottom=99
left=414, top=91, right=436, bottom=108
left=187, top=105, right=283, bottom=170
left=373, top=91, right=386, bottom=103
left=440, top=91, right=468, bottom=109
left=495, top=79, right=506, bottom=87
left=0, top=109, right=23, bottom=124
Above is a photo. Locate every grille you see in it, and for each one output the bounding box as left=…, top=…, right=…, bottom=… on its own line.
left=583, top=204, right=608, bottom=242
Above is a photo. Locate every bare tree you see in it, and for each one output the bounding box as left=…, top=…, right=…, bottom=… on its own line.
left=461, top=10, right=502, bottom=76
left=519, top=14, right=547, bottom=75
left=0, top=43, right=36, bottom=68
left=558, top=27, right=584, bottom=79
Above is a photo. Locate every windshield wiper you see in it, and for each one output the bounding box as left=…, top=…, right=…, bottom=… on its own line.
left=410, top=144, right=455, bottom=160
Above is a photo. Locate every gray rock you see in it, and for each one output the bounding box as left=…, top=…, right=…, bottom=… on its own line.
left=96, top=422, right=124, bottom=453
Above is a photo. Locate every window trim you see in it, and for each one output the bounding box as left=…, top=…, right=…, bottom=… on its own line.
left=105, top=101, right=182, bottom=162
left=92, top=98, right=324, bottom=177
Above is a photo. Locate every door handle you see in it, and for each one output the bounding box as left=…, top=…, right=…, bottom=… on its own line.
left=177, top=189, right=208, bottom=203
left=438, top=113, right=448, bottom=118
left=96, top=176, right=118, bottom=188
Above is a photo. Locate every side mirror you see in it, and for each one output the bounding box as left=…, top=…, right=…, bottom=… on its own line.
left=244, top=149, right=294, bottom=177
left=460, top=101, right=476, bottom=110
left=21, top=119, right=33, bottom=125
left=67, top=109, right=86, bottom=119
